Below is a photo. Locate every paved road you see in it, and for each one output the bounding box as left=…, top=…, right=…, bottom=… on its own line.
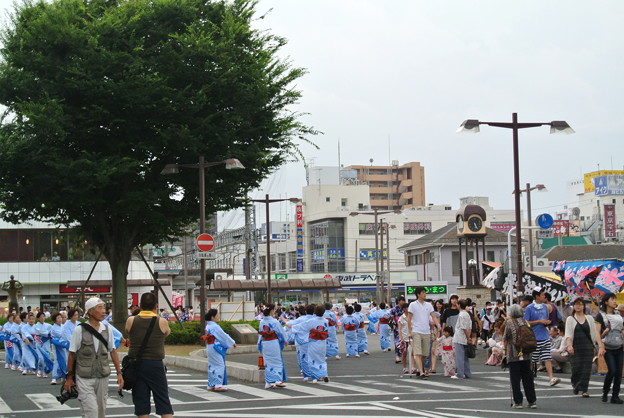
left=0, top=341, right=622, bottom=417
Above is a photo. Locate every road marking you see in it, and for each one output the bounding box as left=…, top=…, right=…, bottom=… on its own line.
left=26, top=393, right=72, bottom=410
left=371, top=402, right=436, bottom=416
left=286, top=404, right=388, bottom=410
left=323, top=381, right=394, bottom=395
left=106, top=396, right=127, bottom=408
left=0, top=396, right=11, bottom=413
left=436, top=407, right=590, bottom=417
left=227, top=384, right=292, bottom=399
left=171, top=385, right=232, bottom=402
left=397, top=379, right=476, bottom=392
left=278, top=382, right=344, bottom=397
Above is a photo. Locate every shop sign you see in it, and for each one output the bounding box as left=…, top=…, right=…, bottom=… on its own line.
left=59, top=284, right=111, bottom=294
left=406, top=285, right=447, bottom=295
left=335, top=274, right=377, bottom=285
left=604, top=204, right=616, bottom=238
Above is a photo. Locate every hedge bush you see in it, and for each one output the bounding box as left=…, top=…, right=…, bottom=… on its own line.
left=164, top=320, right=260, bottom=345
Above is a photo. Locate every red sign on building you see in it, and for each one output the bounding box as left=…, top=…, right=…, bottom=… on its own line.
left=604, top=204, right=616, bottom=238
left=296, top=204, right=303, bottom=228
left=552, top=220, right=569, bottom=237
left=59, top=285, right=111, bottom=294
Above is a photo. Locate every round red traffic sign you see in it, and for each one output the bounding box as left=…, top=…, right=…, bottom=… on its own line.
left=196, top=233, right=215, bottom=252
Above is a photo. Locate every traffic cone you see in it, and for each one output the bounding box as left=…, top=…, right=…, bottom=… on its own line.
left=258, top=355, right=265, bottom=370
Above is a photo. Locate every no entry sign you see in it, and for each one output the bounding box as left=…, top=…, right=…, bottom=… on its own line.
left=196, top=233, right=215, bottom=252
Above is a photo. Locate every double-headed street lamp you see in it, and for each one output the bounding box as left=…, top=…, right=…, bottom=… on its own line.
left=516, top=183, right=547, bottom=271
left=245, top=195, right=300, bottom=305
left=163, top=157, right=244, bottom=333
left=458, top=113, right=573, bottom=294
left=349, top=209, right=401, bottom=302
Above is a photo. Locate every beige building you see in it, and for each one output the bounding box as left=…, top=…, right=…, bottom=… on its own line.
left=345, top=160, right=425, bottom=210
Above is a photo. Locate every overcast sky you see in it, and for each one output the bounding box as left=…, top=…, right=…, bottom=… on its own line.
left=1, top=1, right=621, bottom=230
left=232, top=0, right=624, bottom=228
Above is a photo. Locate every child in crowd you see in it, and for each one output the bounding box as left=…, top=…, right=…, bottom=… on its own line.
left=485, top=318, right=506, bottom=366
left=437, top=326, right=456, bottom=377
left=397, top=305, right=415, bottom=373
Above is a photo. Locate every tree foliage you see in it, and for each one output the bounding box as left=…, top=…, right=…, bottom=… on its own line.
left=0, top=0, right=315, bottom=326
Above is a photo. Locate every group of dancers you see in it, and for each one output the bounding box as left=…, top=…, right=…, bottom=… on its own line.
left=1, top=308, right=123, bottom=385
left=202, top=301, right=395, bottom=391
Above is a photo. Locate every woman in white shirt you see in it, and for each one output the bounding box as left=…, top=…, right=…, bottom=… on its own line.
left=451, top=299, right=473, bottom=379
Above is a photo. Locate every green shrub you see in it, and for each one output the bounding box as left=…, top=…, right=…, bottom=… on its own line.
left=163, top=320, right=260, bottom=345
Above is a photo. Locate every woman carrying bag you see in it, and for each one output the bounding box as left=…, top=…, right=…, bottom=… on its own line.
left=564, top=298, right=605, bottom=398
left=595, top=293, right=623, bottom=404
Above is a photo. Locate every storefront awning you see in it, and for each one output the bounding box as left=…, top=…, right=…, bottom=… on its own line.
left=65, top=279, right=170, bottom=287
left=209, top=278, right=342, bottom=291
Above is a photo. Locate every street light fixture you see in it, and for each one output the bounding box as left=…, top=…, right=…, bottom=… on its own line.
left=162, top=157, right=245, bottom=333
left=457, top=113, right=573, bottom=295
left=515, top=183, right=547, bottom=271
left=243, top=195, right=300, bottom=305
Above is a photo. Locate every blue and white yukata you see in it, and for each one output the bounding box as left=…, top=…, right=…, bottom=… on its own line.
left=341, top=314, right=360, bottom=356
left=205, top=321, right=236, bottom=389
left=257, top=316, right=288, bottom=388
left=33, top=321, right=53, bottom=377
left=289, top=314, right=314, bottom=380
left=367, top=313, right=379, bottom=334
left=354, top=312, right=368, bottom=354
left=2, top=321, right=15, bottom=368
left=50, top=323, right=69, bottom=381
left=293, top=316, right=328, bottom=381
left=9, top=322, right=22, bottom=369
left=101, top=319, right=123, bottom=349
left=61, top=320, right=77, bottom=345
left=370, top=308, right=392, bottom=351
left=20, top=323, right=39, bottom=373
left=323, top=310, right=339, bottom=358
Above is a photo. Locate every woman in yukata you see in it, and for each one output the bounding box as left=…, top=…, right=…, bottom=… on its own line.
left=50, top=311, right=69, bottom=385
left=2, top=313, right=16, bottom=369
left=257, top=304, right=288, bottom=389
left=20, top=313, right=39, bottom=375
left=341, top=305, right=360, bottom=358
left=33, top=311, right=53, bottom=379
left=10, top=313, right=23, bottom=370
left=323, top=302, right=340, bottom=360
left=370, top=302, right=392, bottom=351
left=204, top=309, right=236, bottom=391
left=353, top=304, right=369, bottom=355
left=293, top=305, right=330, bottom=383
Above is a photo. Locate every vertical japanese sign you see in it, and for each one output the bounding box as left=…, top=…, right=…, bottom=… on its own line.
left=604, top=204, right=616, bottom=238
left=296, top=204, right=304, bottom=271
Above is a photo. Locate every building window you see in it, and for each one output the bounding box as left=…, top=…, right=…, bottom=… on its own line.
left=278, top=253, right=287, bottom=271
left=260, top=256, right=266, bottom=273
left=288, top=251, right=297, bottom=272
left=403, top=222, right=432, bottom=235
left=341, top=198, right=347, bottom=207
left=359, top=223, right=376, bottom=235
left=486, top=251, right=495, bottom=262
left=326, top=197, right=331, bottom=202
left=451, top=251, right=475, bottom=276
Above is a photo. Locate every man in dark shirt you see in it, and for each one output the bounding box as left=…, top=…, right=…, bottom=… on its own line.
left=125, top=292, right=173, bottom=418
left=390, top=296, right=406, bottom=363
left=440, top=295, right=460, bottom=332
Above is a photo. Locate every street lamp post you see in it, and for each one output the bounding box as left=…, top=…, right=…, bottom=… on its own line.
left=458, top=113, right=573, bottom=294
left=349, top=209, right=400, bottom=302
left=162, top=157, right=244, bottom=333
left=517, top=183, right=547, bottom=271
left=246, top=195, right=300, bottom=305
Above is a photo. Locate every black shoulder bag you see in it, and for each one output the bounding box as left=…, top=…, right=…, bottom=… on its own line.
left=122, top=317, right=158, bottom=391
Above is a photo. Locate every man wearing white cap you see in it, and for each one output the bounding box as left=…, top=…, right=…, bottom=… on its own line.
left=64, top=297, right=123, bottom=418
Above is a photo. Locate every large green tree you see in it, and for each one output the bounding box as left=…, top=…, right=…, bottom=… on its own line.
left=0, top=0, right=315, bottom=329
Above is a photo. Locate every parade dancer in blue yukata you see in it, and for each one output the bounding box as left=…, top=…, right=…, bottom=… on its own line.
left=50, top=311, right=69, bottom=385
left=367, top=302, right=379, bottom=334
left=371, top=303, right=393, bottom=351
left=33, top=312, right=53, bottom=379
left=61, top=308, right=79, bottom=346
left=20, top=313, right=39, bottom=375
left=353, top=304, right=369, bottom=355
left=342, top=305, right=360, bottom=357
left=3, top=313, right=16, bottom=369
left=257, top=305, right=288, bottom=389
left=101, top=318, right=124, bottom=349
left=204, top=309, right=236, bottom=391
left=9, top=314, right=22, bottom=370
left=293, top=305, right=330, bottom=383
left=286, top=305, right=315, bottom=381
left=323, top=303, right=340, bottom=360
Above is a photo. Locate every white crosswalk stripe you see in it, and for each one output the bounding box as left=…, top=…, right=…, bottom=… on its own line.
left=227, top=384, right=293, bottom=399
left=26, top=393, right=72, bottom=410
left=0, top=396, right=12, bottom=413
left=278, top=382, right=342, bottom=397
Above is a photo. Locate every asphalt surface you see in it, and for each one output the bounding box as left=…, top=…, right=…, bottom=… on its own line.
left=0, top=334, right=622, bottom=417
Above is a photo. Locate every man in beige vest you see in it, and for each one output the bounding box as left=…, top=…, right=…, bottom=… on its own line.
left=64, top=297, right=124, bottom=418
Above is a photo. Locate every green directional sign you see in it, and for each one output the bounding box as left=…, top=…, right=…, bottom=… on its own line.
left=275, top=274, right=288, bottom=280
left=406, top=285, right=447, bottom=295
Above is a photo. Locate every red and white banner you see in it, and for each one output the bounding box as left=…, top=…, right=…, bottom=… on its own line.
left=59, top=285, right=111, bottom=294
left=604, top=204, right=616, bottom=238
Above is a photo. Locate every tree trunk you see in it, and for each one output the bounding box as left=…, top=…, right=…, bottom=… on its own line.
left=105, top=243, right=133, bottom=333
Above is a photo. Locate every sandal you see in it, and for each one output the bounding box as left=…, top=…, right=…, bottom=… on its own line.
left=582, top=393, right=590, bottom=398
